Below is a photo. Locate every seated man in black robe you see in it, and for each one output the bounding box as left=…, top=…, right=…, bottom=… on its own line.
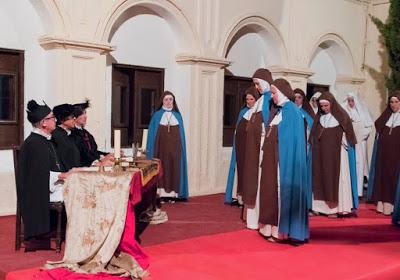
left=71, top=100, right=113, bottom=166
left=52, top=103, right=81, bottom=171
left=16, top=100, right=71, bottom=251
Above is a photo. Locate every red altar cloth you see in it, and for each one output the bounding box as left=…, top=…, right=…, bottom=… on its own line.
left=117, top=172, right=149, bottom=269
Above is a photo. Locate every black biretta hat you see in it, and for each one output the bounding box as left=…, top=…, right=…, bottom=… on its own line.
left=73, top=100, right=90, bottom=118
left=53, top=103, right=75, bottom=124
left=26, top=100, right=51, bottom=124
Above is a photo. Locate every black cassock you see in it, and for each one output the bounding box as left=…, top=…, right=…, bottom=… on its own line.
left=71, top=127, right=107, bottom=167
left=52, top=126, right=81, bottom=171
left=16, top=133, right=62, bottom=239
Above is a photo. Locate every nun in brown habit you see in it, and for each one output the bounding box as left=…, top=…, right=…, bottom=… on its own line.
left=147, top=91, right=189, bottom=200
left=257, top=79, right=309, bottom=242
left=368, top=91, right=400, bottom=215
left=225, top=86, right=260, bottom=204
left=310, top=91, right=358, bottom=217
left=241, top=68, right=274, bottom=230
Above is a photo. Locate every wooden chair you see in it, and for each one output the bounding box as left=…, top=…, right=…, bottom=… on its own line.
left=13, top=145, right=64, bottom=253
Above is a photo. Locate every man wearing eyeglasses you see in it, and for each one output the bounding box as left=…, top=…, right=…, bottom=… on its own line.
left=16, top=100, right=71, bottom=251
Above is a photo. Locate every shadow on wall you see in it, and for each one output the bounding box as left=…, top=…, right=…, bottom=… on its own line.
left=365, top=34, right=390, bottom=112
left=106, top=53, right=118, bottom=66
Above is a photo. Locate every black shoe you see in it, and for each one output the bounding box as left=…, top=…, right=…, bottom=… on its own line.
left=267, top=236, right=289, bottom=244
left=24, top=237, right=52, bottom=252
left=230, top=199, right=239, bottom=207
left=287, top=240, right=304, bottom=247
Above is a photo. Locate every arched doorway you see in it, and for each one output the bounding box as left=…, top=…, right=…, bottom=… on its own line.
left=308, top=33, right=356, bottom=100
left=220, top=16, right=287, bottom=147
left=100, top=1, right=196, bottom=150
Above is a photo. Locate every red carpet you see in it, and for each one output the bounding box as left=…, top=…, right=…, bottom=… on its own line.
left=145, top=227, right=400, bottom=280
left=3, top=195, right=400, bottom=279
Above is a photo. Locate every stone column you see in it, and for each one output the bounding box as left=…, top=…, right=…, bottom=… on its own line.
left=269, top=66, right=314, bottom=92
left=176, top=55, right=230, bottom=196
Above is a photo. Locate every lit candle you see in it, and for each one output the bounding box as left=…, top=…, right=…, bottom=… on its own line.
left=142, top=129, right=148, bottom=151
left=114, top=129, right=121, bottom=159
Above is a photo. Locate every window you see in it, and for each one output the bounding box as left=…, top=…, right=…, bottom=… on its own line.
left=112, top=64, right=164, bottom=148
left=223, top=75, right=253, bottom=147
left=0, top=74, right=17, bottom=121
left=0, top=48, right=24, bottom=149
left=139, top=88, right=156, bottom=127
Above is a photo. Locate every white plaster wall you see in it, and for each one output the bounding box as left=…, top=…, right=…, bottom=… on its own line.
left=219, top=0, right=286, bottom=39
left=361, top=1, right=390, bottom=166
left=107, top=14, right=191, bottom=151
left=0, top=0, right=50, bottom=215
left=364, top=2, right=390, bottom=119
left=290, top=0, right=367, bottom=71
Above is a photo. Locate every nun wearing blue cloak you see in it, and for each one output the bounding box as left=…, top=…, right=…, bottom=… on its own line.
left=257, top=79, right=309, bottom=242
left=294, top=88, right=315, bottom=210
left=310, top=91, right=358, bottom=217
left=146, top=91, right=189, bottom=200
left=241, top=68, right=274, bottom=230
left=224, top=87, right=260, bottom=205
left=368, top=91, right=400, bottom=216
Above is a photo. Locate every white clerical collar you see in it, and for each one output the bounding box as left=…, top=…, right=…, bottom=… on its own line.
left=243, top=95, right=265, bottom=120
left=319, top=113, right=339, bottom=128
left=59, top=125, right=71, bottom=135
left=270, top=111, right=283, bottom=126
left=32, top=128, right=52, bottom=140
left=243, top=106, right=253, bottom=120
left=160, top=110, right=179, bottom=126
left=75, top=125, right=83, bottom=130
left=386, top=110, right=400, bottom=128
left=162, top=106, right=173, bottom=112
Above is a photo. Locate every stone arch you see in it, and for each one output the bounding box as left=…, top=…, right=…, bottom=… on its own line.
left=98, top=0, right=198, bottom=52
left=28, top=0, right=70, bottom=36
left=308, top=33, right=355, bottom=76
left=219, top=14, right=288, bottom=67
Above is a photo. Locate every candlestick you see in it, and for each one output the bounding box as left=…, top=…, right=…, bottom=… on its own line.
left=114, top=129, right=121, bottom=159
left=142, top=129, right=148, bottom=151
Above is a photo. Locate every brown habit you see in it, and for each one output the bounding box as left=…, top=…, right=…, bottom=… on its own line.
left=259, top=125, right=279, bottom=225
left=371, top=92, right=400, bottom=204
left=235, top=118, right=248, bottom=196
left=155, top=125, right=181, bottom=193
left=310, top=91, right=356, bottom=203
left=242, top=112, right=263, bottom=206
